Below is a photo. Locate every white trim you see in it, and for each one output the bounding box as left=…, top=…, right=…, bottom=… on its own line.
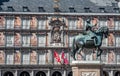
left=0, top=12, right=120, bottom=16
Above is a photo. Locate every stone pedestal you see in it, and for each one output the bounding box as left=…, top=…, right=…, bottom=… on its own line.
left=71, top=61, right=103, bottom=76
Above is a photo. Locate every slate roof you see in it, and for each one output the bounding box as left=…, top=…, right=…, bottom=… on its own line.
left=0, top=0, right=119, bottom=13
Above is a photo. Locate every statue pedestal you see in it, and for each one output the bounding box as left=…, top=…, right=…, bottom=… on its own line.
left=71, top=61, right=103, bottom=76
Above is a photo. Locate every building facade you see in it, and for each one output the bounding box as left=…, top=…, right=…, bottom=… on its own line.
left=0, top=0, right=120, bottom=76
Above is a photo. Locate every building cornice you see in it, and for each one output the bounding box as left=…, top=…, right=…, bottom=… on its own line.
left=0, top=12, right=120, bottom=16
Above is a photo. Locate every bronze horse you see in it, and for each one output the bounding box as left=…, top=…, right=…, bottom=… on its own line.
left=71, top=26, right=109, bottom=60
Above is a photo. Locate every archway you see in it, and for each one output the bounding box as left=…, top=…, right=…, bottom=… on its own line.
left=36, top=71, right=46, bottom=76
left=52, top=71, right=62, bottom=76
left=4, top=71, right=14, bottom=76
left=20, top=71, right=30, bottom=76
left=115, top=71, right=120, bottom=76
left=103, top=71, right=109, bottom=76
left=68, top=71, right=72, bottom=76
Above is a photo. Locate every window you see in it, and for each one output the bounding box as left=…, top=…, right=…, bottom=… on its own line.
left=115, top=20, right=120, bottom=30
left=7, top=6, right=14, bottom=12
left=99, top=20, right=107, bottom=27
left=101, top=54, right=107, bottom=63
left=86, top=54, right=92, bottom=61
left=22, top=17, right=30, bottom=29
left=22, top=35, right=30, bottom=47
left=99, top=8, right=105, bottom=13
left=23, top=7, right=29, bottom=12
left=6, top=35, right=14, bottom=46
left=38, top=7, right=45, bottom=12
left=114, top=8, right=119, bottom=13
left=116, top=36, right=120, bottom=47
left=6, top=53, right=14, bottom=64
left=6, top=17, right=14, bottom=29
left=102, top=38, right=108, bottom=47
left=69, top=7, right=75, bottom=12
left=68, top=20, right=77, bottom=29
left=38, top=52, right=45, bottom=64
left=22, top=53, right=30, bottom=64
left=84, top=8, right=90, bottom=13
left=38, top=20, right=46, bottom=29
left=117, top=53, right=120, bottom=64
left=38, top=35, right=46, bottom=47
left=69, top=36, right=74, bottom=47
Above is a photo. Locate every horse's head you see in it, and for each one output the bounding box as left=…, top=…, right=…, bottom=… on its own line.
left=97, top=26, right=109, bottom=38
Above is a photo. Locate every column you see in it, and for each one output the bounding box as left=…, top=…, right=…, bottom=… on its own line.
left=48, top=69, right=51, bottom=76
left=0, top=69, right=1, bottom=76
left=15, top=70, right=17, bottom=76
left=31, top=70, right=34, bottom=76
left=109, top=70, right=113, bottom=76
left=63, top=70, right=67, bottom=76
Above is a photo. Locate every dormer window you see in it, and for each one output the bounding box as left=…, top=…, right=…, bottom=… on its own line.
left=23, top=7, right=29, bottom=12
left=69, top=7, right=75, bottom=12
left=114, top=8, right=119, bottom=13
left=99, top=8, right=105, bottom=13
left=38, top=7, right=45, bottom=12
left=84, top=7, right=90, bottom=13
left=7, top=6, right=14, bottom=12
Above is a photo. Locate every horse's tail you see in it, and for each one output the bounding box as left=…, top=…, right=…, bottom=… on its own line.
left=71, top=38, right=76, bottom=60
left=72, top=38, right=75, bottom=51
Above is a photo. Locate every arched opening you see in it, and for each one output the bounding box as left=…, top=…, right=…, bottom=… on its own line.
left=20, top=71, right=30, bottom=76
left=36, top=71, right=46, bottom=76
left=4, top=71, right=14, bottom=76
left=52, top=71, right=62, bottom=76
left=115, top=71, right=120, bottom=76
left=103, top=71, right=109, bottom=76
left=68, top=71, right=72, bottom=76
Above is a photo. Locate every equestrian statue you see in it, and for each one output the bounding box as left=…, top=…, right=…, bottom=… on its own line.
left=71, top=19, right=109, bottom=60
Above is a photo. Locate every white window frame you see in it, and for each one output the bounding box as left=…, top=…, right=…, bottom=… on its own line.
left=68, top=20, right=77, bottom=30
left=116, top=36, right=120, bottom=47
left=115, top=20, right=120, bottom=30
left=22, top=53, right=30, bottom=65
left=6, top=18, right=14, bottom=29
left=38, top=35, right=46, bottom=47
left=6, top=35, right=14, bottom=46
left=38, top=20, right=46, bottom=29
left=22, top=18, right=30, bottom=29
left=6, top=53, right=14, bottom=64
left=117, top=54, right=120, bottom=64
left=101, top=54, right=107, bottom=64
left=69, top=36, right=74, bottom=47
left=38, top=52, right=45, bottom=64
left=22, top=35, right=30, bottom=47
left=99, top=20, right=107, bottom=27
left=102, top=38, right=108, bottom=47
